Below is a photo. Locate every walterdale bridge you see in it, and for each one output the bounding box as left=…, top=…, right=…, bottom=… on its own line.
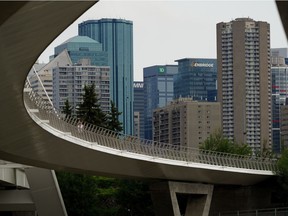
left=0, top=1, right=287, bottom=216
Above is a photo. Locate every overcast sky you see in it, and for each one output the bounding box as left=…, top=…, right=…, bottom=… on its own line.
left=38, top=0, right=288, bottom=81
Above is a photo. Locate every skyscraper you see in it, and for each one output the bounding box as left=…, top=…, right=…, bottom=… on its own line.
left=271, top=55, right=288, bottom=153
left=217, top=18, right=271, bottom=153
left=143, top=65, right=178, bottom=140
left=133, top=81, right=145, bottom=139
left=79, top=18, right=133, bottom=135
left=174, top=58, right=217, bottom=102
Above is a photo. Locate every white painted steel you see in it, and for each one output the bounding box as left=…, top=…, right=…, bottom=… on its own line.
left=24, top=81, right=277, bottom=174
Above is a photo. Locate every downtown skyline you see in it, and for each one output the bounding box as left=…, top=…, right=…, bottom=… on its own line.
left=38, top=0, right=287, bottom=81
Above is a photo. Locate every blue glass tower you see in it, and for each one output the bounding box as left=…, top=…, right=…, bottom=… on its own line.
left=78, top=18, right=134, bottom=135
left=143, top=65, right=178, bottom=140
left=174, top=58, right=217, bottom=102
left=271, top=56, right=288, bottom=153
left=54, top=36, right=108, bottom=66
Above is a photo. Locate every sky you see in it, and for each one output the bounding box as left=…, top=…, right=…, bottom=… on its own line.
left=38, top=0, right=288, bottom=81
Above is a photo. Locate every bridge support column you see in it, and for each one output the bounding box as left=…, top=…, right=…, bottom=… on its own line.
left=25, top=168, right=67, bottom=216
left=150, top=181, right=213, bottom=216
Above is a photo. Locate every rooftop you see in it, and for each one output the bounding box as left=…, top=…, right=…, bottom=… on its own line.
left=61, top=36, right=100, bottom=45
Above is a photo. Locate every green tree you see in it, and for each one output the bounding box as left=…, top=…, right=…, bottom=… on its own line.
left=275, top=149, right=288, bottom=205
left=56, top=172, right=99, bottom=216
left=76, top=84, right=107, bottom=128
left=107, top=101, right=123, bottom=132
left=62, top=99, right=72, bottom=118
left=58, top=84, right=154, bottom=216
left=200, top=129, right=252, bottom=156
left=116, top=179, right=154, bottom=216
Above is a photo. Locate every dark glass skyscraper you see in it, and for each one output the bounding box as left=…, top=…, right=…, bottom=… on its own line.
left=271, top=54, right=288, bottom=153
left=174, top=58, right=217, bottom=102
left=79, top=18, right=133, bottom=135
left=133, top=82, right=145, bottom=139
left=143, top=65, right=178, bottom=140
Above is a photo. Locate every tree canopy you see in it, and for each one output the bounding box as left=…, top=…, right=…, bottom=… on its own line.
left=106, top=101, right=123, bottom=132
left=200, top=129, right=252, bottom=156
left=76, top=84, right=107, bottom=128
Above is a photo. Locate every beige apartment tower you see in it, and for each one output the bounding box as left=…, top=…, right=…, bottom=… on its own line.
left=217, top=18, right=271, bottom=152
left=153, top=98, right=221, bottom=149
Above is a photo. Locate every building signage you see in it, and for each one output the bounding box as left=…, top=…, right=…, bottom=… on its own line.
left=159, top=67, right=165, bottom=73
left=192, top=62, right=214, bottom=68
left=133, top=82, right=144, bottom=88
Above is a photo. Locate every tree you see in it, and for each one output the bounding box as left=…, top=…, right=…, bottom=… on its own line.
left=76, top=84, right=107, bottom=128
left=274, top=149, right=288, bottom=205
left=106, top=101, right=123, bottom=132
left=200, top=129, right=252, bottom=156
left=116, top=179, right=154, bottom=216
left=56, top=172, right=99, bottom=216
left=62, top=99, right=72, bottom=118
left=58, top=84, right=154, bottom=216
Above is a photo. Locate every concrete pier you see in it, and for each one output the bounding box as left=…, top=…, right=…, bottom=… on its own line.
left=150, top=181, right=214, bottom=216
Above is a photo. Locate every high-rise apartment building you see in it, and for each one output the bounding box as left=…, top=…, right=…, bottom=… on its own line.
left=143, top=65, right=178, bottom=140
left=174, top=58, right=217, bottom=102
left=53, top=36, right=108, bottom=66
left=53, top=64, right=110, bottom=113
left=271, top=55, right=288, bottom=153
left=78, top=18, right=134, bottom=135
left=29, top=50, right=72, bottom=103
left=133, top=81, right=144, bottom=139
left=153, top=98, right=221, bottom=148
left=217, top=18, right=271, bottom=152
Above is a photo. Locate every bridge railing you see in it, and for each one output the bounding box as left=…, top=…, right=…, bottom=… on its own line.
left=214, top=207, right=288, bottom=216
left=23, top=82, right=277, bottom=172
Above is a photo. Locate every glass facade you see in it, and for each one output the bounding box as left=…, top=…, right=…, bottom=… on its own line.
left=143, top=65, right=178, bottom=140
left=272, top=65, right=288, bottom=153
left=174, top=58, right=217, bottom=102
left=79, top=19, right=134, bottom=135
left=133, top=82, right=145, bottom=139
left=54, top=36, right=108, bottom=66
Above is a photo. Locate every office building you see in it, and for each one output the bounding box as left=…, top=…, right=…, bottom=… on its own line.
left=153, top=98, right=221, bottom=148
left=271, top=55, right=288, bottom=153
left=79, top=18, right=134, bottom=135
left=133, top=81, right=145, bottom=139
left=217, top=18, right=271, bottom=153
left=143, top=65, right=178, bottom=140
left=53, top=64, right=110, bottom=113
left=53, top=35, right=108, bottom=66
left=281, top=102, right=288, bottom=149
left=174, top=58, right=217, bottom=102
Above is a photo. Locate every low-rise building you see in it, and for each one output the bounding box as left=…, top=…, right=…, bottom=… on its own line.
left=153, top=98, right=221, bottom=148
